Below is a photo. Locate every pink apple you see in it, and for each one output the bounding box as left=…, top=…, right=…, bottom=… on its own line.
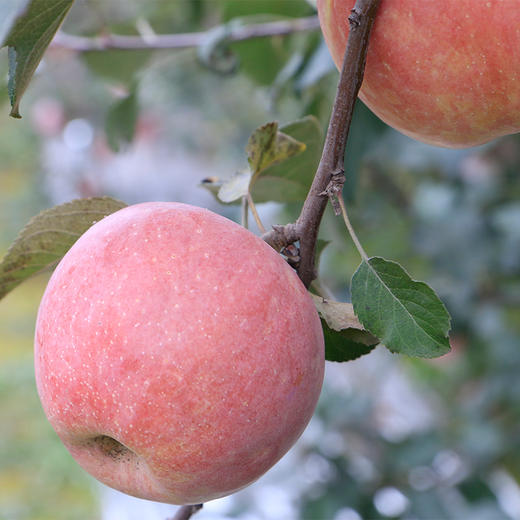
left=34, top=202, right=324, bottom=504
left=318, top=0, right=520, bottom=148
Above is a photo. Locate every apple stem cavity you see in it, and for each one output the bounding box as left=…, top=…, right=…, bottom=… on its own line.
left=89, top=435, right=134, bottom=460
left=262, top=0, right=382, bottom=288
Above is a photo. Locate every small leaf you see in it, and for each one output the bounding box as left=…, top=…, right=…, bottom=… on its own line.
left=105, top=86, right=138, bottom=152
left=201, top=117, right=321, bottom=206
left=247, top=121, right=306, bottom=179
left=218, top=170, right=252, bottom=203
left=312, top=294, right=379, bottom=362
left=0, top=197, right=127, bottom=300
left=251, top=116, right=322, bottom=203
left=4, top=0, right=75, bottom=118
left=351, top=257, right=451, bottom=358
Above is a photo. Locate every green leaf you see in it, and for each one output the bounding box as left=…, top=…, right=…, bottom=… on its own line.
left=230, top=33, right=288, bottom=86
left=200, top=116, right=322, bottom=205
left=105, top=86, right=138, bottom=152
left=251, top=116, right=322, bottom=203
left=0, top=0, right=30, bottom=47
left=218, top=10, right=309, bottom=85
left=0, top=197, right=127, bottom=300
left=4, top=0, right=75, bottom=118
left=312, top=294, right=379, bottom=362
left=247, top=121, right=306, bottom=180
left=198, top=12, right=302, bottom=84
left=351, top=257, right=451, bottom=358
left=211, top=120, right=308, bottom=205
left=82, top=49, right=151, bottom=85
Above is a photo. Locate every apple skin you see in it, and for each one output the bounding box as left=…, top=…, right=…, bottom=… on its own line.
left=34, top=202, right=324, bottom=505
left=318, top=0, right=520, bottom=148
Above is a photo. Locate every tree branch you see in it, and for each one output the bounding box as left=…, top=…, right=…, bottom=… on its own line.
left=263, top=0, right=381, bottom=287
left=51, top=16, right=320, bottom=52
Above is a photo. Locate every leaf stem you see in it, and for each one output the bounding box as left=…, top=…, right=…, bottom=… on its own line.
left=338, top=194, right=369, bottom=262
left=247, top=192, right=266, bottom=234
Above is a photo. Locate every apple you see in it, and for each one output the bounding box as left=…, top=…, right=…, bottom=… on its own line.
left=34, top=202, right=324, bottom=505
left=318, top=0, right=520, bottom=148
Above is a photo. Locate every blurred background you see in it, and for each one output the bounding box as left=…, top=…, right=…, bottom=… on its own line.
left=1, top=1, right=520, bottom=519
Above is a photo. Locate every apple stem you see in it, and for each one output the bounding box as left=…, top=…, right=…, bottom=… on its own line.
left=262, top=0, right=381, bottom=287
left=170, top=503, right=203, bottom=520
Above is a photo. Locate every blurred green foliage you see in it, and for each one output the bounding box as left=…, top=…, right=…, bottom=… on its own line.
left=0, top=278, right=100, bottom=519
left=1, top=1, right=520, bottom=519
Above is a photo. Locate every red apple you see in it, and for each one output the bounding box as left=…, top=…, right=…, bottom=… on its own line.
left=34, top=202, right=324, bottom=504
left=318, top=0, right=520, bottom=148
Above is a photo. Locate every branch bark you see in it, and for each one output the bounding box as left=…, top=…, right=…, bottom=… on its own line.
left=263, top=0, right=382, bottom=287
left=51, top=16, right=320, bottom=52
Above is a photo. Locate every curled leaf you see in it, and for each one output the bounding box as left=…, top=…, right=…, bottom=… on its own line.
left=218, top=170, right=252, bottom=203
left=312, top=294, right=379, bottom=362
left=247, top=121, right=306, bottom=180
left=4, top=0, right=75, bottom=118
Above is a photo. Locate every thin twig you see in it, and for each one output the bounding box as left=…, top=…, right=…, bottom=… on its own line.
left=171, top=504, right=203, bottom=520
left=51, top=16, right=320, bottom=52
left=263, top=0, right=381, bottom=287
